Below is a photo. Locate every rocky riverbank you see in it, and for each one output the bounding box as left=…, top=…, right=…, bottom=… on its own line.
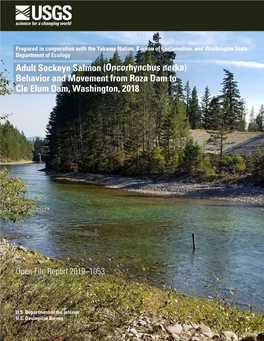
left=46, top=171, right=264, bottom=205
left=0, top=160, right=34, bottom=165
left=1, top=238, right=263, bottom=341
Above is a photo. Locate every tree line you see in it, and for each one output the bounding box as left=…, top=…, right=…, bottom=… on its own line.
left=0, top=120, right=34, bottom=162
left=0, top=60, right=37, bottom=223
left=46, top=33, right=264, bottom=177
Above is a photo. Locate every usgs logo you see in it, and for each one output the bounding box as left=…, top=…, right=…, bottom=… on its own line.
left=15, top=5, right=72, bottom=21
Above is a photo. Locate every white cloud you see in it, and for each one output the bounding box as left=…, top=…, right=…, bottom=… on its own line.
left=179, top=31, right=229, bottom=45
left=82, top=31, right=230, bottom=46
left=208, top=60, right=264, bottom=68
left=84, top=31, right=155, bottom=44
left=180, top=59, right=264, bottom=69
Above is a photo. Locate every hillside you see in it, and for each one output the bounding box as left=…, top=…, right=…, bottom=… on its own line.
left=191, top=130, right=264, bottom=155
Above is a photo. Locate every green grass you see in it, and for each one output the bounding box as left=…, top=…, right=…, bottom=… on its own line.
left=1, top=247, right=263, bottom=340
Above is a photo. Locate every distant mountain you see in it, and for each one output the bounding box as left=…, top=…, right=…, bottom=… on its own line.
left=27, top=136, right=45, bottom=142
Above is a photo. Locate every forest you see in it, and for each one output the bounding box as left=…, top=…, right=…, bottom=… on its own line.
left=43, top=33, right=263, bottom=177
left=0, top=120, right=34, bottom=162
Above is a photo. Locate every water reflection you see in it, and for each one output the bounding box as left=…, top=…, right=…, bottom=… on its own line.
left=1, top=163, right=263, bottom=312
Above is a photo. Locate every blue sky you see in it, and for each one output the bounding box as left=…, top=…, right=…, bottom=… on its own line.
left=1, top=31, right=264, bottom=137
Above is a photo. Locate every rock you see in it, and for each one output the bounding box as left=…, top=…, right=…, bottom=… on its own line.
left=13, top=254, right=20, bottom=260
left=115, top=327, right=123, bottom=335
left=169, top=334, right=180, bottom=340
left=153, top=323, right=166, bottom=333
left=37, top=259, right=44, bottom=264
left=138, top=320, right=147, bottom=326
left=146, top=325, right=153, bottom=333
left=197, top=325, right=212, bottom=334
left=221, top=331, right=238, bottom=340
left=203, top=332, right=213, bottom=338
left=166, top=324, right=183, bottom=335
left=130, top=328, right=139, bottom=337
left=185, top=331, right=192, bottom=337
left=135, top=326, right=149, bottom=334
left=243, top=334, right=257, bottom=341
left=183, top=324, right=193, bottom=331
left=190, top=337, right=200, bottom=341
left=18, top=245, right=27, bottom=252
left=141, top=335, right=154, bottom=340
left=257, top=334, right=264, bottom=341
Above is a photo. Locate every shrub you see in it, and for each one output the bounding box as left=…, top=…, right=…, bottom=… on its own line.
left=1, top=247, right=264, bottom=340
left=196, top=155, right=216, bottom=181
left=150, top=146, right=166, bottom=174
left=181, top=137, right=202, bottom=176
left=246, top=148, right=264, bottom=181
left=232, top=155, right=246, bottom=174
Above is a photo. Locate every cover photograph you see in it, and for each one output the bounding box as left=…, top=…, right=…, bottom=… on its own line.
left=0, top=1, right=264, bottom=340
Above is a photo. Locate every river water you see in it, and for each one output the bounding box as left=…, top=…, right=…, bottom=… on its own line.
left=1, top=163, right=264, bottom=312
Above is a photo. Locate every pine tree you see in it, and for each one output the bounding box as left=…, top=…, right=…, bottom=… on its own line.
left=236, top=98, right=247, bottom=131
left=256, top=104, right=264, bottom=131
left=207, top=91, right=232, bottom=173
left=46, top=33, right=190, bottom=176
left=189, top=86, right=201, bottom=129
left=174, top=78, right=184, bottom=101
left=248, top=106, right=258, bottom=132
left=161, top=99, right=189, bottom=172
left=184, top=81, right=191, bottom=118
left=0, top=120, right=33, bottom=161
left=221, top=69, right=243, bottom=131
left=208, top=96, right=221, bottom=130
left=181, top=137, right=202, bottom=176
left=201, top=86, right=211, bottom=129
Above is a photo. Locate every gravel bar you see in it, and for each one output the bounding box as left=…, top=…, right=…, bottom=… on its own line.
left=46, top=171, right=264, bottom=205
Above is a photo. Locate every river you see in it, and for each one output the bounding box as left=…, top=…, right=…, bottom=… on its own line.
left=1, top=163, right=264, bottom=313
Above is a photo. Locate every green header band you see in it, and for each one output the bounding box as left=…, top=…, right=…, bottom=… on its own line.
left=1, top=1, right=264, bottom=31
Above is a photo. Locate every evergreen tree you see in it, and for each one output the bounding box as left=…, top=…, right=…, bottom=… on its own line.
left=248, top=106, right=258, bottom=132
left=161, top=100, right=189, bottom=172
left=256, top=104, right=264, bottom=131
left=184, top=81, right=191, bottom=118
left=148, top=33, right=176, bottom=145
left=207, top=96, right=221, bottom=130
left=207, top=91, right=232, bottom=173
left=189, top=86, right=201, bottom=129
left=201, top=86, right=211, bottom=129
left=0, top=121, right=34, bottom=161
left=236, top=98, right=247, bottom=131
left=181, top=137, right=202, bottom=175
left=0, top=65, right=37, bottom=222
left=33, top=137, right=48, bottom=161
left=174, top=78, right=184, bottom=101
left=149, top=145, right=165, bottom=174
left=221, top=69, right=243, bottom=130
left=149, top=32, right=176, bottom=97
